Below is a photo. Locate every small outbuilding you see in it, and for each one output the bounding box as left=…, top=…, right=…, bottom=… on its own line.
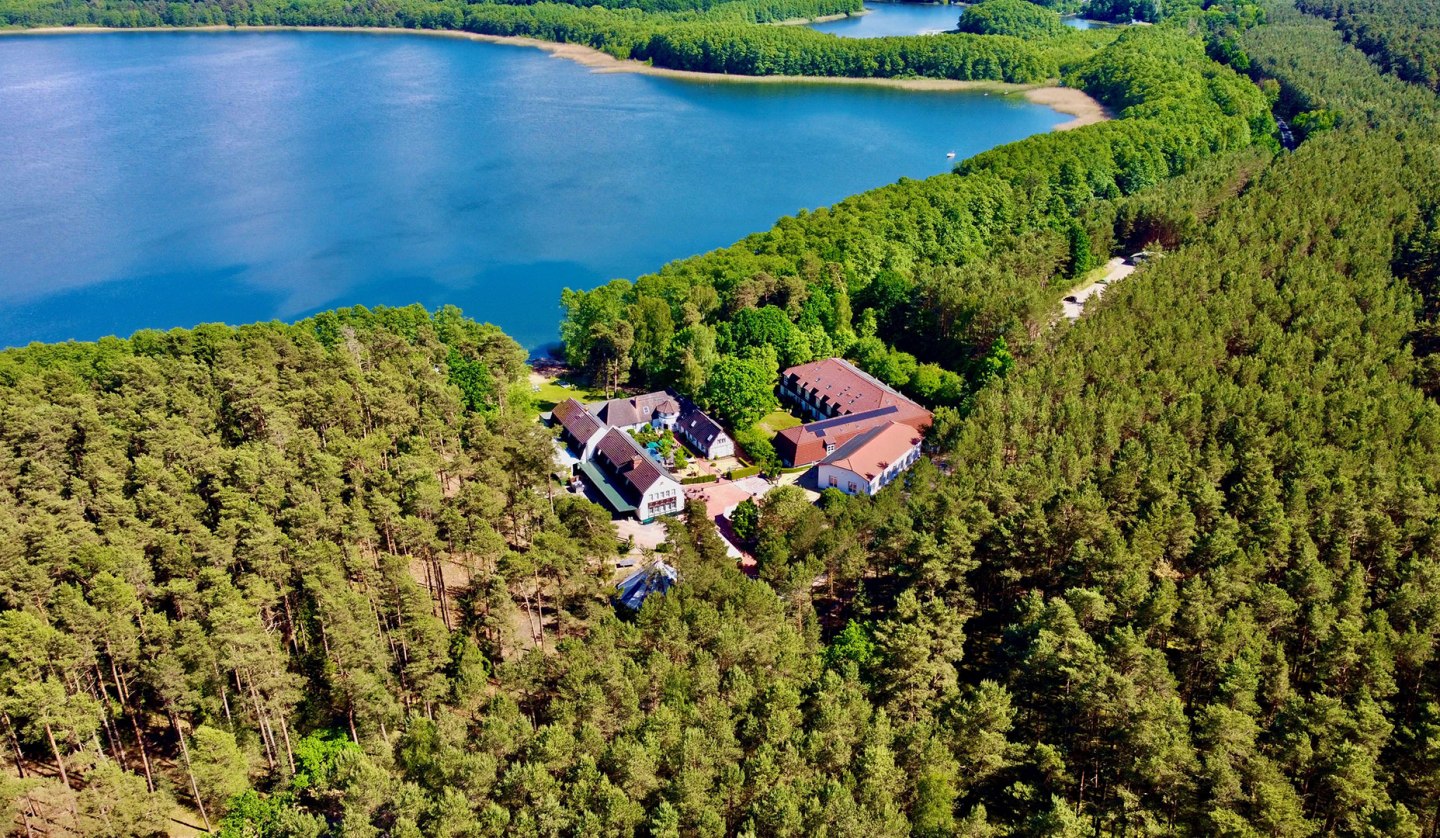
left=615, top=560, right=678, bottom=610
left=552, top=397, right=605, bottom=460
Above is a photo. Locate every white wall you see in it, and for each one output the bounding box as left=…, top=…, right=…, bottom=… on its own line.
left=640, top=479, right=684, bottom=520
left=709, top=434, right=735, bottom=459
left=818, top=443, right=920, bottom=497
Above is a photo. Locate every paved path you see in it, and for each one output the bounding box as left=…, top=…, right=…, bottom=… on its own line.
left=1061, top=257, right=1137, bottom=321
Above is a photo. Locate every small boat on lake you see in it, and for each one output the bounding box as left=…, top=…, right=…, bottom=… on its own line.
left=946, top=151, right=956, bottom=158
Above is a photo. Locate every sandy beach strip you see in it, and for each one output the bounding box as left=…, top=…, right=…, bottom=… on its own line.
left=1022, top=85, right=1114, bottom=130
left=3, top=24, right=1112, bottom=130
left=772, top=10, right=867, bottom=25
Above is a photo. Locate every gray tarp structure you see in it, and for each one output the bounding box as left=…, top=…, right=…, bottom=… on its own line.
left=615, top=560, right=678, bottom=610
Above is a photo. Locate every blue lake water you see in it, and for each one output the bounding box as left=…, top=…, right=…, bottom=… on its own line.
left=808, top=4, right=1101, bottom=37
left=0, top=31, right=1067, bottom=350
left=809, top=3, right=962, bottom=37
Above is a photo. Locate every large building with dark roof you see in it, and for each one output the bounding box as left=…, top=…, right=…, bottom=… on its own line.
left=586, top=428, right=683, bottom=522
left=549, top=392, right=693, bottom=521
left=590, top=391, right=681, bottom=431
left=779, top=357, right=918, bottom=421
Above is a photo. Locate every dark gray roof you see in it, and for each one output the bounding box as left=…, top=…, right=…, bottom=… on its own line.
left=616, top=560, right=677, bottom=610
left=591, top=391, right=681, bottom=427
left=678, top=404, right=725, bottom=446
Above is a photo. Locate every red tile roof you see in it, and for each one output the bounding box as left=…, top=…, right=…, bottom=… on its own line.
left=594, top=428, right=671, bottom=495
left=774, top=403, right=931, bottom=467
left=821, top=421, right=922, bottom=481
left=782, top=358, right=915, bottom=416
left=553, top=398, right=603, bottom=445
left=684, top=480, right=754, bottom=521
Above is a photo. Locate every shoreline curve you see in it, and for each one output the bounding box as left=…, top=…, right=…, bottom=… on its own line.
left=3, top=24, right=1113, bottom=130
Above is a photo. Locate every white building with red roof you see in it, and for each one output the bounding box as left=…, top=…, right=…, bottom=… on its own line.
left=586, top=428, right=683, bottom=522
left=816, top=421, right=923, bottom=497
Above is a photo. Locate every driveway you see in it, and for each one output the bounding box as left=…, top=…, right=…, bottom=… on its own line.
left=1061, top=257, right=1137, bottom=321
left=615, top=518, right=668, bottom=551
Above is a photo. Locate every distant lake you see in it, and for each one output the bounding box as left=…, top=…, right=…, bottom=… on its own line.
left=0, top=31, right=1068, bottom=350
left=809, top=3, right=962, bottom=37
left=808, top=4, right=1103, bottom=37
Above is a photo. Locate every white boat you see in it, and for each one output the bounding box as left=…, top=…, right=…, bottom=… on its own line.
left=946, top=151, right=956, bottom=158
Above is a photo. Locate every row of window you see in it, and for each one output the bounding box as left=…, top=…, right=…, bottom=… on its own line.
left=825, top=448, right=921, bottom=495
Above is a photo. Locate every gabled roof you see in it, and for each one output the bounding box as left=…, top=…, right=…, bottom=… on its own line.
left=553, top=398, right=603, bottom=443
left=594, top=427, right=673, bottom=495
left=774, top=403, right=932, bottom=467
left=591, top=391, right=681, bottom=427
left=782, top=358, right=917, bottom=416
left=678, top=403, right=726, bottom=446
left=775, top=403, right=931, bottom=446
left=821, top=421, right=922, bottom=481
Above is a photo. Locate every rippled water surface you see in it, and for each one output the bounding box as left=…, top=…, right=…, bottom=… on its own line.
left=0, top=31, right=1067, bottom=348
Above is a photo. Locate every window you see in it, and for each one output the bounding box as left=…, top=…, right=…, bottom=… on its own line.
left=825, top=442, right=835, bottom=454
left=848, top=482, right=858, bottom=494
left=828, top=475, right=837, bottom=488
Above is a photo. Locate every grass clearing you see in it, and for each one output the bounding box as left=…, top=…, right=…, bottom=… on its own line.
left=530, top=372, right=608, bottom=413
left=756, top=409, right=802, bottom=435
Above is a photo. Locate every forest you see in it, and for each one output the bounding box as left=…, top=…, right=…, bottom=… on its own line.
left=558, top=22, right=1271, bottom=461
left=0, top=0, right=1117, bottom=83
left=1294, top=0, right=1440, bottom=90
left=6, top=0, right=1440, bottom=836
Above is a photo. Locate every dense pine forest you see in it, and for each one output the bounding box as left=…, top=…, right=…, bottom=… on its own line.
left=5, top=0, right=1440, bottom=835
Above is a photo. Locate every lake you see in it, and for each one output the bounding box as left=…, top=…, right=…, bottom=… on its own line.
left=808, top=4, right=1102, bottom=37
left=808, top=3, right=962, bottom=37
left=0, top=31, right=1067, bottom=350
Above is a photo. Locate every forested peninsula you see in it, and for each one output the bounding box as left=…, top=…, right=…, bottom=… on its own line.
left=6, top=0, right=1440, bottom=835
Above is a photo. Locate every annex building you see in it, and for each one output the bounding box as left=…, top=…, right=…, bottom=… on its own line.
left=817, top=420, right=923, bottom=497
left=774, top=357, right=931, bottom=468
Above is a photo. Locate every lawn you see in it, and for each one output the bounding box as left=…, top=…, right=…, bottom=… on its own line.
left=756, top=408, right=802, bottom=435
left=530, top=373, right=608, bottom=414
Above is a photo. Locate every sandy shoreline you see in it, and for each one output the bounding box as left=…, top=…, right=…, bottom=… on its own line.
left=3, top=24, right=1112, bottom=129
left=773, top=10, right=866, bottom=25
